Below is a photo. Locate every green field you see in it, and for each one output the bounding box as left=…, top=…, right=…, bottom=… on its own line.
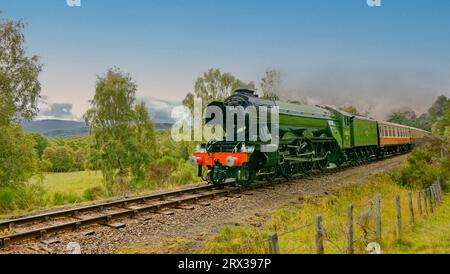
left=34, top=171, right=103, bottom=196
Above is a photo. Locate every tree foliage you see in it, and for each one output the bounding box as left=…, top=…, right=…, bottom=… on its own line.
left=260, top=69, right=281, bottom=100
left=432, top=99, right=450, bottom=137
left=385, top=95, right=449, bottom=131
left=0, top=16, right=42, bottom=123
left=42, top=145, right=75, bottom=173
left=0, top=124, right=37, bottom=188
left=182, top=68, right=256, bottom=111
left=84, top=68, right=156, bottom=194
left=30, top=132, right=49, bottom=160
left=387, top=107, right=418, bottom=127
left=0, top=15, right=41, bottom=189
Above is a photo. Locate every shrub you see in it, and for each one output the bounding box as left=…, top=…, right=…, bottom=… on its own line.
left=390, top=147, right=440, bottom=189
left=42, top=145, right=75, bottom=172
left=0, top=183, right=48, bottom=213
left=147, top=156, right=180, bottom=183
left=52, top=192, right=82, bottom=206
left=82, top=186, right=106, bottom=201
left=170, top=161, right=197, bottom=185
left=0, top=188, right=15, bottom=212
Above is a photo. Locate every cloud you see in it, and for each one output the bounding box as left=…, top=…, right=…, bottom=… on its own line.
left=38, top=102, right=78, bottom=121
left=140, top=97, right=182, bottom=124
left=277, top=67, right=450, bottom=120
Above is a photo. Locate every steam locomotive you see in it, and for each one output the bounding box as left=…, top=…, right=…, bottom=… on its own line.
left=191, top=89, right=429, bottom=187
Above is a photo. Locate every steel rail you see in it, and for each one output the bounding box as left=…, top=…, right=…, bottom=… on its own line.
left=0, top=184, right=217, bottom=230
left=0, top=153, right=406, bottom=248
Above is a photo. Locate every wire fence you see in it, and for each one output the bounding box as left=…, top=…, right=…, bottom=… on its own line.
left=265, top=180, right=444, bottom=254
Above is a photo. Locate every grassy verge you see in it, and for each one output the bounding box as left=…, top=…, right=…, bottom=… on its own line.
left=201, top=174, right=449, bottom=254
left=387, top=196, right=450, bottom=254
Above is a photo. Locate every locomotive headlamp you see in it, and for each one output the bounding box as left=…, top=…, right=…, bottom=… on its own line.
left=226, top=156, right=236, bottom=167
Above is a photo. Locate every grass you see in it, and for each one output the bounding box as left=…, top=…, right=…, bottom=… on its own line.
left=0, top=169, right=202, bottom=219
left=32, top=171, right=103, bottom=196
left=201, top=174, right=449, bottom=254
left=387, top=197, right=450, bottom=254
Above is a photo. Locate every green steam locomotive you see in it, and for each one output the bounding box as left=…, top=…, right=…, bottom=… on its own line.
left=191, top=89, right=429, bottom=187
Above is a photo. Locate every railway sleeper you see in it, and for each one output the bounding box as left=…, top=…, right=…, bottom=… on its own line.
left=1, top=238, right=10, bottom=248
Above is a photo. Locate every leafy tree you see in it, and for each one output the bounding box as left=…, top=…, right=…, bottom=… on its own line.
left=0, top=15, right=41, bottom=189
left=84, top=68, right=153, bottom=194
left=73, top=148, right=87, bottom=171
left=432, top=100, right=450, bottom=136
left=416, top=113, right=432, bottom=131
left=0, top=124, right=37, bottom=188
left=428, top=95, right=448, bottom=122
left=387, top=107, right=418, bottom=127
left=0, top=16, right=42, bottom=123
left=260, top=69, right=281, bottom=100
left=182, top=68, right=256, bottom=111
left=42, top=145, right=75, bottom=173
left=134, top=102, right=157, bottom=159
left=30, top=132, right=49, bottom=159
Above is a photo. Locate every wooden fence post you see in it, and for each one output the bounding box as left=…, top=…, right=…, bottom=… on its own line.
left=431, top=185, right=437, bottom=206
left=347, top=205, right=353, bottom=254
left=437, top=179, right=443, bottom=198
left=268, top=234, right=280, bottom=254
left=428, top=188, right=434, bottom=213
left=423, top=190, right=428, bottom=214
left=315, top=215, right=324, bottom=254
left=396, top=195, right=402, bottom=240
left=436, top=183, right=442, bottom=203
left=408, top=192, right=414, bottom=223
left=374, top=195, right=381, bottom=242
left=434, top=183, right=441, bottom=204
left=417, top=191, right=422, bottom=216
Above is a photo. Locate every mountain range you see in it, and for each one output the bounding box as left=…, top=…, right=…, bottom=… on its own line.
left=21, top=119, right=173, bottom=139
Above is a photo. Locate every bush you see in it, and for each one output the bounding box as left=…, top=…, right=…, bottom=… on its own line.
left=42, top=145, right=75, bottom=172
left=0, top=188, right=15, bottom=211
left=170, top=161, right=197, bottom=185
left=82, top=186, right=106, bottom=201
left=52, top=192, right=82, bottom=206
left=0, top=183, right=48, bottom=213
left=147, top=156, right=180, bottom=183
left=38, top=160, right=53, bottom=173
left=390, top=147, right=440, bottom=189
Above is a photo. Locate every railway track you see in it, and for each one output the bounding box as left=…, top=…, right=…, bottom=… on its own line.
left=0, top=153, right=405, bottom=249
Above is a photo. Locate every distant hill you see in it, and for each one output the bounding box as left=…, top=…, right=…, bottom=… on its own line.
left=21, top=119, right=173, bottom=139
left=21, top=120, right=89, bottom=139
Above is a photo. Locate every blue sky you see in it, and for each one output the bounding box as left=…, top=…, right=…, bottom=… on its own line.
left=1, top=0, right=449, bottom=121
